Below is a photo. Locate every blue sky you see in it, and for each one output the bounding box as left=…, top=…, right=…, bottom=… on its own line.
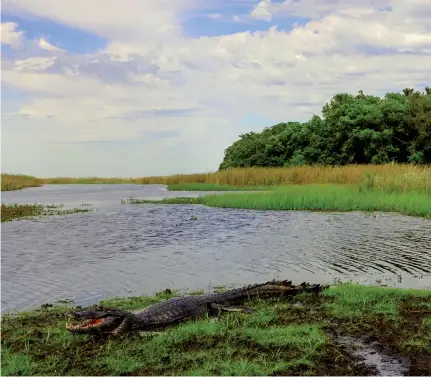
left=1, top=14, right=108, bottom=54
left=1, top=0, right=430, bottom=177
left=1, top=3, right=311, bottom=53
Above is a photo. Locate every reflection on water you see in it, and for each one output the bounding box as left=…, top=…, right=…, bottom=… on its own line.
left=1, top=184, right=431, bottom=312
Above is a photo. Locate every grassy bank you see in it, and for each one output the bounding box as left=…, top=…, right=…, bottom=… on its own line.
left=41, top=164, right=430, bottom=193
left=1, top=283, right=430, bottom=376
left=1, top=203, right=92, bottom=222
left=1, top=174, right=43, bottom=191
left=167, top=183, right=270, bottom=191
left=123, top=184, right=431, bottom=219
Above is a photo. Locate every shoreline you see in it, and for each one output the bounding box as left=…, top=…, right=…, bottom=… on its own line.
left=2, top=282, right=430, bottom=376
left=3, top=182, right=431, bottom=220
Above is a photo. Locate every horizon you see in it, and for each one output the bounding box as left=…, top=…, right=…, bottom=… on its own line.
left=1, top=0, right=430, bottom=177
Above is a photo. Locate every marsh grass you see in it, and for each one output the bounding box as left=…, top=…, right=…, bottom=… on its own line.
left=41, top=164, right=430, bottom=193
left=203, top=184, right=431, bottom=218
left=1, top=174, right=43, bottom=191
left=123, top=184, right=431, bottom=218
left=1, top=203, right=92, bottom=222
left=167, top=183, right=270, bottom=191
left=2, top=283, right=431, bottom=376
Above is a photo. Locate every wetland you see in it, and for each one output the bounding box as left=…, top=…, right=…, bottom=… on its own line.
left=1, top=168, right=430, bottom=376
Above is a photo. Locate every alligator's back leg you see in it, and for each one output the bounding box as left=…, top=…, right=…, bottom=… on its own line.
left=208, top=302, right=254, bottom=321
left=211, top=303, right=254, bottom=314
left=138, top=331, right=164, bottom=337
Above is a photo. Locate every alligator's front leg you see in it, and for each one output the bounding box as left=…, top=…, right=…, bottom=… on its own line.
left=110, top=317, right=131, bottom=336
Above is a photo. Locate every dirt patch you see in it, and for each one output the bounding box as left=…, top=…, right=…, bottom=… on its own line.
left=311, top=343, right=379, bottom=376
left=324, top=300, right=431, bottom=376
left=337, top=335, right=409, bottom=376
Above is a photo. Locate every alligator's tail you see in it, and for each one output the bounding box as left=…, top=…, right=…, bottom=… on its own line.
left=211, top=280, right=328, bottom=304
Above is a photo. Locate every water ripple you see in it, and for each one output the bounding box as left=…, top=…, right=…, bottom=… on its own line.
left=1, top=184, right=431, bottom=312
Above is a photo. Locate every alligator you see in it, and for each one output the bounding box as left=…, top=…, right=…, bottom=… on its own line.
left=66, top=280, right=327, bottom=336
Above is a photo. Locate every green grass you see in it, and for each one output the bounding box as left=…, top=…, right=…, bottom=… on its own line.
left=123, top=184, right=431, bottom=219
left=167, top=183, right=271, bottom=191
left=1, top=203, right=92, bottom=222
left=2, top=283, right=431, bottom=376
left=323, top=284, right=431, bottom=321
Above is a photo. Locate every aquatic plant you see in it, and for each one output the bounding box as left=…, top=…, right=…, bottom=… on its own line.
left=1, top=203, right=92, bottom=222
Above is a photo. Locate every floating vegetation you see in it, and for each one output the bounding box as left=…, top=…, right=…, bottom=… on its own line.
left=1, top=203, right=93, bottom=222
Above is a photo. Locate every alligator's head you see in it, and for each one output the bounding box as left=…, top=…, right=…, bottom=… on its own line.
left=65, top=308, right=131, bottom=334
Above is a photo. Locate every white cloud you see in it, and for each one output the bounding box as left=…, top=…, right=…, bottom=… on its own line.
left=1, top=0, right=431, bottom=176
left=1, top=22, right=24, bottom=48
left=13, top=56, right=58, bottom=72
left=38, top=37, right=65, bottom=52
left=250, top=0, right=272, bottom=20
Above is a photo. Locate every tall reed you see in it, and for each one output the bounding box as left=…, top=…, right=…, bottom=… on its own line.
left=1, top=174, right=43, bottom=191
left=41, top=164, right=431, bottom=193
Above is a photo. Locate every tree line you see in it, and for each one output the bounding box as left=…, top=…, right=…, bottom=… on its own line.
left=219, top=87, right=431, bottom=169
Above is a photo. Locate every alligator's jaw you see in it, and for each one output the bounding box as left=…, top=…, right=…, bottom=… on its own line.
left=66, top=318, right=106, bottom=331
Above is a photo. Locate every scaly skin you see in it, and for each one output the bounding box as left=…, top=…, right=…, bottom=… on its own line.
left=66, top=280, right=327, bottom=335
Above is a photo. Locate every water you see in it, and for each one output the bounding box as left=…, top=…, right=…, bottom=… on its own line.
left=2, top=184, right=431, bottom=313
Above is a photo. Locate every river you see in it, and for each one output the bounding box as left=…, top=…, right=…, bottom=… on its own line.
left=2, top=184, right=431, bottom=313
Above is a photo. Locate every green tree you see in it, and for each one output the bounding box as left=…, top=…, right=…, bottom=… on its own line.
left=218, top=87, right=431, bottom=169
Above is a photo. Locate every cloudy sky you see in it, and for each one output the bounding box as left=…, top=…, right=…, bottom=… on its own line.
left=1, top=0, right=430, bottom=177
